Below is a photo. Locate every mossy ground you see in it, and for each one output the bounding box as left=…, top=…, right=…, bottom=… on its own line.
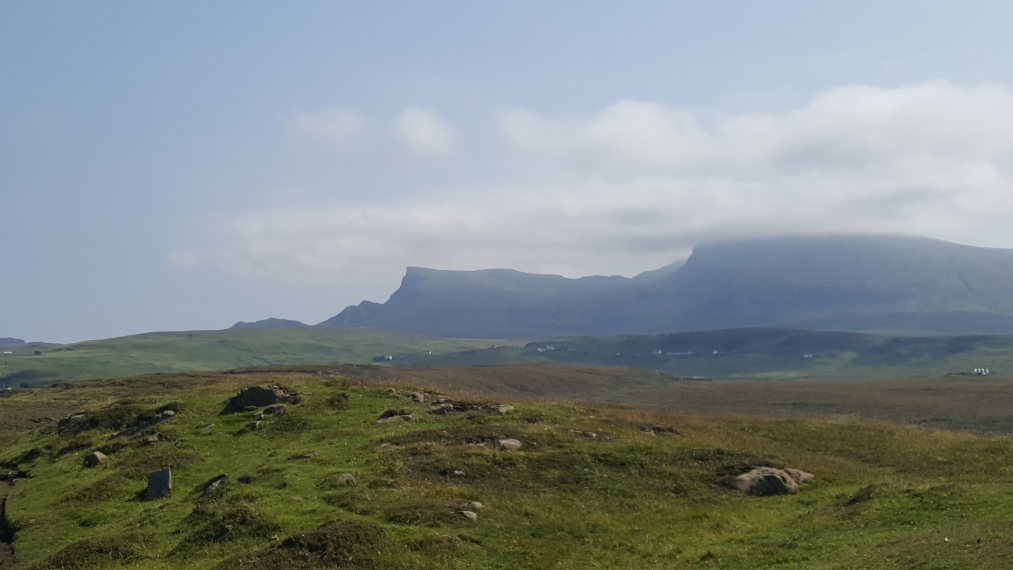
left=3, top=370, right=1013, bottom=569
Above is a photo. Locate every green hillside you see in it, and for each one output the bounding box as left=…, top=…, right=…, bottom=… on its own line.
left=4, top=368, right=1013, bottom=569
left=7, top=326, right=1013, bottom=390
left=0, top=328, right=508, bottom=388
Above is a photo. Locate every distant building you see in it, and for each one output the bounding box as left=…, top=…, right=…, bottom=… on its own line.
left=973, top=367, right=992, bottom=375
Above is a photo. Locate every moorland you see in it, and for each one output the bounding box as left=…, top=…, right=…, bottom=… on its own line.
left=5, top=365, right=1013, bottom=569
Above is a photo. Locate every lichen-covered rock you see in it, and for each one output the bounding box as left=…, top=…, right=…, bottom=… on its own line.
left=431, top=403, right=456, bottom=415
left=202, top=474, right=229, bottom=497
left=83, top=451, right=107, bottom=468
left=377, top=409, right=415, bottom=423
left=735, top=467, right=811, bottom=496
left=227, top=385, right=301, bottom=410
left=497, top=438, right=522, bottom=451
left=377, top=414, right=415, bottom=423
left=334, top=472, right=358, bottom=485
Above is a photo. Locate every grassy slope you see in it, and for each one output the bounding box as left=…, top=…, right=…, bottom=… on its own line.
left=0, top=327, right=509, bottom=387
left=7, top=326, right=1013, bottom=389
left=4, top=369, right=1013, bottom=568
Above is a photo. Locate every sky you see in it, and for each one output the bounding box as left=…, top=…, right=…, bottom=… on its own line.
left=5, top=1, right=1013, bottom=343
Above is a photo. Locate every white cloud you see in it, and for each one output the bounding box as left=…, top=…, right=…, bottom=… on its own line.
left=283, top=107, right=368, bottom=145
left=392, top=106, right=458, bottom=156
left=177, top=82, right=1013, bottom=298
left=498, top=82, right=1013, bottom=180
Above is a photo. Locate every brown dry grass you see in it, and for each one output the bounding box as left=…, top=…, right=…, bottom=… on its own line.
left=4, top=363, right=1013, bottom=442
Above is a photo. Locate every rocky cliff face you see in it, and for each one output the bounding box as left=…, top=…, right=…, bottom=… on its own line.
left=319, top=235, right=1013, bottom=338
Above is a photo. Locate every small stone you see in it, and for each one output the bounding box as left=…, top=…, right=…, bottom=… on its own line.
left=202, top=474, right=229, bottom=496
left=465, top=501, right=484, bottom=510
left=153, top=410, right=176, bottom=422
left=735, top=467, right=798, bottom=496
left=431, top=403, right=456, bottom=415
left=451, top=470, right=466, bottom=477
left=495, top=405, right=515, bottom=415
left=497, top=438, right=522, bottom=451
left=200, top=424, right=214, bottom=434
left=334, top=472, right=358, bottom=485
left=291, top=453, right=316, bottom=460
left=377, top=413, right=415, bottom=423
left=247, top=421, right=262, bottom=430
left=83, top=451, right=107, bottom=468
left=409, top=392, right=426, bottom=403
left=459, top=510, right=479, bottom=521
left=146, top=468, right=172, bottom=499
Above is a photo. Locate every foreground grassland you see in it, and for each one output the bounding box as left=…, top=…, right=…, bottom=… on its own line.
left=4, top=369, right=1013, bottom=569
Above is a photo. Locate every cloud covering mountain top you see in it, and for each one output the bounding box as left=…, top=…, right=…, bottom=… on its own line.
left=174, top=82, right=1013, bottom=301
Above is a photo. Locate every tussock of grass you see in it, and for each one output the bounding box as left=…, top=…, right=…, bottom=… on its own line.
left=175, top=501, right=282, bottom=549
left=216, top=519, right=388, bottom=569
left=56, top=401, right=144, bottom=435
left=31, top=534, right=149, bottom=570
left=118, top=447, right=202, bottom=479
left=65, top=475, right=131, bottom=504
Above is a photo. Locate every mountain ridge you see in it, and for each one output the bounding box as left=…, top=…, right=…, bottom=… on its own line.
left=320, top=234, right=1013, bottom=337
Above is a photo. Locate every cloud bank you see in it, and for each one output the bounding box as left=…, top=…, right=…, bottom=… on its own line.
left=393, top=106, right=458, bottom=156
left=174, top=82, right=1013, bottom=298
left=283, top=107, right=368, bottom=146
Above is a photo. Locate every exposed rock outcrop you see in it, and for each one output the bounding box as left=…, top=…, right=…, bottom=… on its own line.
left=735, top=466, right=814, bottom=496
left=226, top=385, right=302, bottom=411
left=82, top=451, right=107, bottom=468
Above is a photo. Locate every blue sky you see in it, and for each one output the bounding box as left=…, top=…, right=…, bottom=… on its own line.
left=5, top=1, right=1013, bottom=342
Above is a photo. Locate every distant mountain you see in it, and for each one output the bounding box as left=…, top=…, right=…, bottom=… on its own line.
left=320, top=235, right=1013, bottom=337
left=230, top=318, right=306, bottom=330
left=0, top=337, right=28, bottom=349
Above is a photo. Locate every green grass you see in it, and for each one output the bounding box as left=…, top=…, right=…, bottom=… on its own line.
left=5, top=369, right=1013, bottom=568
left=12, top=327, right=1013, bottom=392
left=0, top=327, right=513, bottom=387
